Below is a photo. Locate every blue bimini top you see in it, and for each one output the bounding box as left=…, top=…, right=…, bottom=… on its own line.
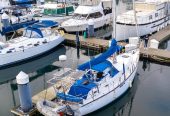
left=25, top=27, right=43, bottom=38
left=30, top=20, right=58, bottom=28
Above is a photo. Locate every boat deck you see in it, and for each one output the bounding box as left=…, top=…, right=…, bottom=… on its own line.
left=32, top=68, right=85, bottom=104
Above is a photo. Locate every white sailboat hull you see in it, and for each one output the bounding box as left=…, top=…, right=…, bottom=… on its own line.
left=116, top=16, right=169, bottom=41
left=0, top=36, right=64, bottom=68
left=80, top=65, right=137, bottom=115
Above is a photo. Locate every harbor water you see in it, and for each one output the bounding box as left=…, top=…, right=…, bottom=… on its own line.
left=0, top=45, right=170, bottom=116
left=0, top=0, right=170, bottom=115
left=159, top=37, right=170, bottom=50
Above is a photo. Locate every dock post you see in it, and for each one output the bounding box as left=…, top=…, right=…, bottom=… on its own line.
left=16, top=71, right=33, bottom=112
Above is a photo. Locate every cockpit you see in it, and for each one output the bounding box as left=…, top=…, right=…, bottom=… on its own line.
left=23, top=27, right=52, bottom=38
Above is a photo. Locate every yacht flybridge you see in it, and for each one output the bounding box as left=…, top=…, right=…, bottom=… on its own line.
left=116, top=0, right=170, bottom=41
left=60, top=0, right=112, bottom=32
left=33, top=2, right=75, bottom=24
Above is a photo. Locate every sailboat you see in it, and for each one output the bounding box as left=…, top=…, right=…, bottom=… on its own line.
left=0, top=20, right=64, bottom=68
left=36, top=38, right=139, bottom=115
left=36, top=0, right=140, bottom=115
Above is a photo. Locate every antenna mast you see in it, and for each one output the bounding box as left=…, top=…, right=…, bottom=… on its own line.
left=133, top=0, right=139, bottom=37
left=112, top=0, right=116, bottom=39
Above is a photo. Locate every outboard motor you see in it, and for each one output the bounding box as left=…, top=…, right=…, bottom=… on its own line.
left=1, top=12, right=10, bottom=28
left=65, top=105, right=74, bottom=116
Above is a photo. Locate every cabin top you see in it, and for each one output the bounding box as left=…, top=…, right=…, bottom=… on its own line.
left=74, top=3, right=103, bottom=15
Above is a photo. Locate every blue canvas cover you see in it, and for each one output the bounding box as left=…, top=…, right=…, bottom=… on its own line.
left=92, top=60, right=119, bottom=77
left=57, top=93, right=83, bottom=103
left=26, top=27, right=43, bottom=38
left=31, top=20, right=58, bottom=29
left=109, top=66, right=119, bottom=77
left=10, top=0, right=36, bottom=7
left=0, top=20, right=38, bottom=35
left=68, top=76, right=97, bottom=99
left=78, top=39, right=118, bottom=71
left=23, top=20, right=58, bottom=38
left=92, top=60, right=112, bottom=72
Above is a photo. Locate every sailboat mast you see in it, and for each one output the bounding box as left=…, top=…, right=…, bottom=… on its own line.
left=112, top=0, right=116, bottom=39
left=133, top=0, right=139, bottom=37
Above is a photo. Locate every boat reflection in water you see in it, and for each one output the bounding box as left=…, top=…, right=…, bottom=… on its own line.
left=0, top=45, right=66, bottom=83
left=159, top=38, right=170, bottom=50
left=88, top=74, right=139, bottom=116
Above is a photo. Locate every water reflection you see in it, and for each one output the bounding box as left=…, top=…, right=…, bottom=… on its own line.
left=0, top=44, right=169, bottom=116
left=0, top=45, right=66, bottom=116
left=159, top=38, right=170, bottom=50
left=0, top=45, right=66, bottom=84
left=142, top=59, right=150, bottom=72
left=88, top=75, right=139, bottom=116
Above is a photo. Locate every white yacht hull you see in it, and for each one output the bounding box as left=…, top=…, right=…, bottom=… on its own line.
left=80, top=65, right=137, bottom=115
left=0, top=36, right=64, bottom=68
left=62, top=14, right=112, bottom=32
left=116, top=17, right=169, bottom=41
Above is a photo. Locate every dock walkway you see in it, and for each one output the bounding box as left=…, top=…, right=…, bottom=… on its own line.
left=140, top=25, right=170, bottom=62
left=64, top=33, right=126, bottom=52
left=149, top=25, right=170, bottom=42
left=64, top=25, right=170, bottom=63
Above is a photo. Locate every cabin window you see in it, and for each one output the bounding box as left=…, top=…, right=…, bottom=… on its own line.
left=41, top=29, right=52, bottom=37
left=72, top=13, right=88, bottom=20
left=149, top=15, right=152, bottom=20
left=103, top=8, right=112, bottom=15
left=73, top=13, right=80, bottom=18
left=87, top=12, right=102, bottom=19
left=95, top=12, right=103, bottom=18
left=155, top=13, right=158, bottom=17
left=31, top=31, right=42, bottom=38
left=23, top=30, right=42, bottom=38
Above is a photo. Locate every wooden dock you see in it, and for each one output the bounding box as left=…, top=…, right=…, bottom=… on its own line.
left=140, top=25, right=170, bottom=63
left=63, top=33, right=126, bottom=52
left=63, top=25, right=170, bottom=63
left=140, top=47, right=170, bottom=63
left=11, top=105, right=38, bottom=116
left=149, top=25, right=170, bottom=42
left=32, top=68, right=84, bottom=103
